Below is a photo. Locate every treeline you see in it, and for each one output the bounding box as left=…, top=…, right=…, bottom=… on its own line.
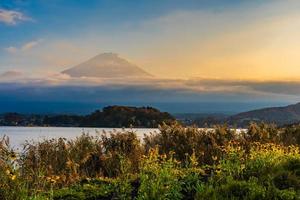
left=0, top=106, right=175, bottom=128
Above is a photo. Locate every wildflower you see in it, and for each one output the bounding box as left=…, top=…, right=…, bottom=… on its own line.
left=10, top=152, right=17, bottom=161
left=46, top=176, right=58, bottom=184
left=142, top=155, right=147, bottom=159
left=215, top=169, right=222, bottom=174
left=190, top=152, right=198, bottom=166
left=50, top=179, right=56, bottom=184
left=161, top=154, right=167, bottom=159
left=5, top=169, right=11, bottom=175
left=11, top=175, right=16, bottom=181
left=212, top=156, right=218, bottom=161
left=241, top=164, right=245, bottom=170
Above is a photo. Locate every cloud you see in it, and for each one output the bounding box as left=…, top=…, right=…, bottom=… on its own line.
left=3, top=71, right=300, bottom=102
left=46, top=76, right=300, bottom=102
left=0, top=73, right=299, bottom=114
left=0, top=8, right=31, bottom=25
left=5, top=46, right=18, bottom=53
left=0, top=77, right=297, bottom=114
left=5, top=39, right=43, bottom=53
left=0, top=70, right=23, bottom=79
left=21, top=40, right=42, bottom=51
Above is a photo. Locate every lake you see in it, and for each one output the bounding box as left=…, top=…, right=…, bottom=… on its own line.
left=0, top=126, right=158, bottom=149
left=0, top=126, right=248, bottom=149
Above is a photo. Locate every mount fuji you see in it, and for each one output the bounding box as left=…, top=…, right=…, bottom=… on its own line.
left=62, top=53, right=152, bottom=78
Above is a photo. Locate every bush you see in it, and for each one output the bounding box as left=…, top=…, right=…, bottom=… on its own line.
left=137, top=148, right=183, bottom=200
left=144, top=123, right=235, bottom=165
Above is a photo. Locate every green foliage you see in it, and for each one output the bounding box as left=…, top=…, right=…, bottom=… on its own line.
left=52, top=179, right=115, bottom=200
left=137, top=148, right=183, bottom=200
left=1, top=123, right=300, bottom=199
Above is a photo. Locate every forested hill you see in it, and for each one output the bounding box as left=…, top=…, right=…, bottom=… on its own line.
left=228, top=102, right=300, bottom=126
left=80, top=106, right=175, bottom=127
left=0, top=106, right=175, bottom=128
left=174, top=102, right=300, bottom=128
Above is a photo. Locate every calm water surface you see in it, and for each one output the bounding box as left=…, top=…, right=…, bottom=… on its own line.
left=0, top=127, right=158, bottom=148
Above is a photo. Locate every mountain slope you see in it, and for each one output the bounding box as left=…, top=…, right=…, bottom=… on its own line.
left=62, top=53, right=152, bottom=78
left=229, top=102, right=300, bottom=126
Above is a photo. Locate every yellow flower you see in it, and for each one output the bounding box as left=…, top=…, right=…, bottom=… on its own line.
left=10, top=152, right=17, bottom=161
left=161, top=154, right=167, bottom=159
left=5, top=169, right=10, bottom=175
left=212, top=156, right=218, bottom=161
left=11, top=175, right=16, bottom=181
left=241, top=164, right=245, bottom=170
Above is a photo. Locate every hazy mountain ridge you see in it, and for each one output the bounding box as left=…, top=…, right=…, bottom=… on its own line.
left=229, top=102, right=300, bottom=126
left=176, top=103, right=300, bottom=127
left=62, top=53, right=152, bottom=78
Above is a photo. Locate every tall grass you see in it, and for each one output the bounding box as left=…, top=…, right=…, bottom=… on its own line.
left=0, top=123, right=300, bottom=199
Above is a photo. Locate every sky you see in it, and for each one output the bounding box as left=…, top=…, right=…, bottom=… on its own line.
left=1, top=0, right=300, bottom=113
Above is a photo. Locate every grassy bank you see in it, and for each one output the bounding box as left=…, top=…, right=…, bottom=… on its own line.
left=1, top=123, right=300, bottom=199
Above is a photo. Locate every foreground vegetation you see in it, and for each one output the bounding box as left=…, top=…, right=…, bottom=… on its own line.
left=1, top=123, right=300, bottom=199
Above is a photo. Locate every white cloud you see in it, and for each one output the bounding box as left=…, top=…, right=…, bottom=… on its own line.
left=21, top=40, right=42, bottom=51
left=0, top=8, right=30, bottom=25
left=5, top=46, right=18, bottom=53
left=5, top=39, right=43, bottom=54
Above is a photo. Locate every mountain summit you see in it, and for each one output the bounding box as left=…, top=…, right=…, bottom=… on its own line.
left=62, top=53, right=152, bottom=78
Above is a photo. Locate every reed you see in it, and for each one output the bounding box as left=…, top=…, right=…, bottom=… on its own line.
left=0, top=123, right=299, bottom=199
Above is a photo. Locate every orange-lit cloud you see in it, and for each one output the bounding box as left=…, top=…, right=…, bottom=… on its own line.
left=0, top=8, right=31, bottom=25
left=5, top=39, right=43, bottom=54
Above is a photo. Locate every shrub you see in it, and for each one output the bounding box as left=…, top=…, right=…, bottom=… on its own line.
left=144, top=123, right=235, bottom=165
left=101, top=130, right=143, bottom=177
left=137, top=148, right=183, bottom=200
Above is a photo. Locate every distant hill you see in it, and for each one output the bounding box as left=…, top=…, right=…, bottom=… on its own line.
left=62, top=53, right=152, bottom=78
left=228, top=102, right=300, bottom=126
left=0, top=106, right=175, bottom=128
left=81, top=106, right=175, bottom=128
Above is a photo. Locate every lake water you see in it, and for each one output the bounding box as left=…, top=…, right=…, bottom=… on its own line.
left=0, top=127, right=247, bottom=149
left=0, top=127, right=158, bottom=149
